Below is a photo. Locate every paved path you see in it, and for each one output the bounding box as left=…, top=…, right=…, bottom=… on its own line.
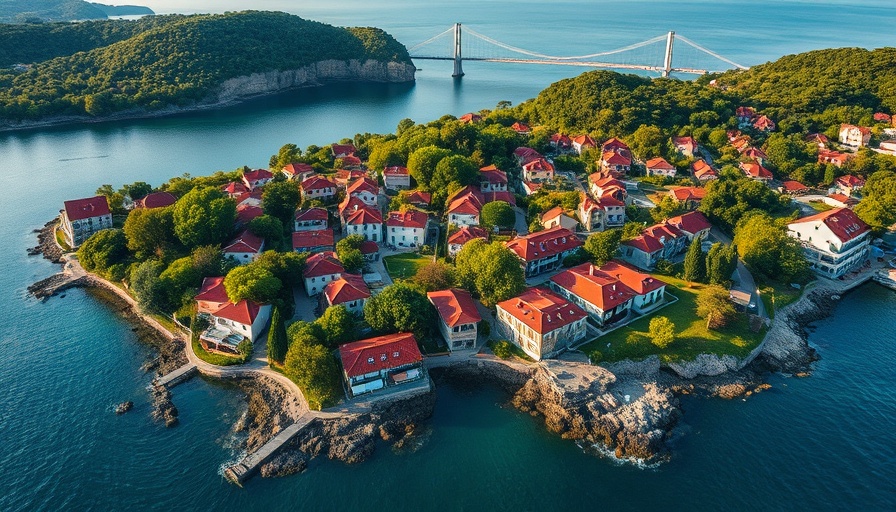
left=710, top=227, right=767, bottom=320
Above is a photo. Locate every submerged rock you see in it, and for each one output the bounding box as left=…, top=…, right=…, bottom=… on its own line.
left=115, top=401, right=133, bottom=414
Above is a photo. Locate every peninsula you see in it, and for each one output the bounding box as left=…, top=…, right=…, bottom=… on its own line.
left=29, top=42, right=896, bottom=481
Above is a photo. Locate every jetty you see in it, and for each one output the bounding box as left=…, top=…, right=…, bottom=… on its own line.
left=224, top=413, right=318, bottom=485
left=152, top=363, right=197, bottom=389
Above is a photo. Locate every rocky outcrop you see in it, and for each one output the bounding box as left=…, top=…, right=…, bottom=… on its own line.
left=757, top=289, right=829, bottom=372
left=666, top=353, right=742, bottom=379
left=216, top=60, right=415, bottom=102
left=151, top=386, right=179, bottom=427
left=234, top=376, right=304, bottom=453
left=29, top=220, right=64, bottom=263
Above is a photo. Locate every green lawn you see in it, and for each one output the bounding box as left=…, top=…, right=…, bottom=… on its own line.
left=191, top=337, right=246, bottom=366
left=54, top=227, right=72, bottom=252
left=383, top=252, right=429, bottom=280
left=808, top=201, right=833, bottom=212
left=758, top=281, right=806, bottom=320
left=579, top=275, right=766, bottom=364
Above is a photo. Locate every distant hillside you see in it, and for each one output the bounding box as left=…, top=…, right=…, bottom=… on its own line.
left=0, top=11, right=414, bottom=123
left=0, top=0, right=153, bottom=23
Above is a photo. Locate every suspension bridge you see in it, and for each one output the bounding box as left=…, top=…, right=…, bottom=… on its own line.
left=408, top=24, right=748, bottom=78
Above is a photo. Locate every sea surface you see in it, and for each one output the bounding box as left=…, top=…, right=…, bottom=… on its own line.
left=1, top=1, right=895, bottom=510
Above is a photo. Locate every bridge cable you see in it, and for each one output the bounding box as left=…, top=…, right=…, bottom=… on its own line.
left=406, top=26, right=457, bottom=53
left=461, top=27, right=668, bottom=61
left=674, top=35, right=749, bottom=70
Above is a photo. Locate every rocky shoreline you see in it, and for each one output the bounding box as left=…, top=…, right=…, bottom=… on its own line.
left=0, top=59, right=416, bottom=133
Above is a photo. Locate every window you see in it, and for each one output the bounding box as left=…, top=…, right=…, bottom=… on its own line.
left=367, top=357, right=374, bottom=364
left=393, top=351, right=400, bottom=358
left=380, top=354, right=387, bottom=362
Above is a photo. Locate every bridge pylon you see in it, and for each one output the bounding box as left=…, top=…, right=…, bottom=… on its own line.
left=662, top=31, right=675, bottom=77
left=452, top=23, right=464, bottom=77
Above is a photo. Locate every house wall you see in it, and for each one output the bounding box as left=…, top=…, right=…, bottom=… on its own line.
left=631, top=287, right=666, bottom=313
left=384, top=175, right=410, bottom=190
left=496, top=306, right=586, bottom=360
left=387, top=226, right=425, bottom=247
left=294, top=218, right=328, bottom=232
left=437, top=320, right=478, bottom=350
left=620, top=246, right=657, bottom=270
left=304, top=272, right=341, bottom=296
left=350, top=190, right=378, bottom=206
left=330, top=297, right=367, bottom=315
left=302, top=187, right=335, bottom=201
left=60, top=212, right=113, bottom=247
left=448, top=212, right=479, bottom=228
left=345, top=222, right=382, bottom=242
left=787, top=223, right=871, bottom=278
left=224, top=250, right=261, bottom=264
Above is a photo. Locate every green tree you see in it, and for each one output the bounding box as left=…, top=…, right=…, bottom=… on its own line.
left=252, top=251, right=307, bottom=289
left=363, top=282, right=437, bottom=343
left=283, top=334, right=341, bottom=410
left=316, top=305, right=359, bottom=348
left=629, top=125, right=665, bottom=159
left=157, top=256, right=202, bottom=311
left=407, top=145, right=451, bottom=190
left=120, top=181, right=153, bottom=200
left=267, top=306, right=288, bottom=365
left=336, top=234, right=366, bottom=274
left=454, top=240, right=525, bottom=306
left=412, top=260, right=455, bottom=292
left=733, top=213, right=807, bottom=281
left=191, top=245, right=228, bottom=277
left=621, top=221, right=644, bottom=241
left=248, top=215, right=285, bottom=251
left=77, top=229, right=129, bottom=280
left=432, top=154, right=478, bottom=207
left=172, top=186, right=236, bottom=249
left=479, top=201, right=516, bottom=231
left=699, top=178, right=788, bottom=232
left=129, top=259, right=167, bottom=312
left=584, top=230, right=622, bottom=266
left=682, top=237, right=706, bottom=284
left=696, top=285, right=737, bottom=330
left=261, top=181, right=301, bottom=226
left=223, top=265, right=282, bottom=304
left=269, top=143, right=302, bottom=170
left=95, top=184, right=126, bottom=215
left=706, top=242, right=738, bottom=285
left=854, top=170, right=896, bottom=232
left=123, top=206, right=175, bottom=259
left=648, top=316, right=675, bottom=349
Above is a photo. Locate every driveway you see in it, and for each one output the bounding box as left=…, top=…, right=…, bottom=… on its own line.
left=514, top=206, right=528, bottom=235
left=710, top=227, right=767, bottom=320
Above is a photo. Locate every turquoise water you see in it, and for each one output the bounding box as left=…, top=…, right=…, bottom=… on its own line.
left=1, top=1, right=895, bottom=510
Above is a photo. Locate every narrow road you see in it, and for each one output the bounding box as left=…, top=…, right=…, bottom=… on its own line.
left=710, top=227, right=767, bottom=320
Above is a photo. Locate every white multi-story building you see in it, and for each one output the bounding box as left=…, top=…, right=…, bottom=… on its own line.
left=59, top=195, right=113, bottom=248
left=386, top=210, right=429, bottom=248
left=787, top=208, right=871, bottom=278
left=496, top=287, right=588, bottom=361
left=302, top=251, right=344, bottom=296
left=428, top=288, right=482, bottom=351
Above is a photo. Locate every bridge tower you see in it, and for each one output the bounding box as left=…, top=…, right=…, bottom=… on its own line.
left=452, top=23, right=464, bottom=77
left=662, top=31, right=675, bottom=77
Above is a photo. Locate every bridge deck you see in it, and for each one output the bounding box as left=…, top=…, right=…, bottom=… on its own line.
left=410, top=56, right=708, bottom=74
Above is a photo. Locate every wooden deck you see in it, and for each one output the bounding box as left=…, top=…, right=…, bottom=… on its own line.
left=152, top=363, right=197, bottom=389
left=224, top=414, right=317, bottom=485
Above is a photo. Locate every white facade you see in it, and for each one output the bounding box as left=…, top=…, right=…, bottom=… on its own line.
left=210, top=304, right=271, bottom=343
left=448, top=212, right=479, bottom=228
left=384, top=174, right=410, bottom=190
left=304, top=272, right=341, bottom=296
left=387, top=226, right=425, bottom=247
left=787, top=217, right=871, bottom=278
left=344, top=221, right=382, bottom=242
left=495, top=307, right=587, bottom=361
left=60, top=212, right=113, bottom=248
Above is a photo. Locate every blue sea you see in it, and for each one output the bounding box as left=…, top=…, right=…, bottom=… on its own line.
left=1, top=1, right=894, bottom=510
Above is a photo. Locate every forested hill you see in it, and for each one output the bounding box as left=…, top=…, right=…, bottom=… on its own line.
left=0, top=0, right=153, bottom=23
left=0, top=11, right=412, bottom=121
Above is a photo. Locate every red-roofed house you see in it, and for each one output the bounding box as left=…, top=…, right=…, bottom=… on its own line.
left=480, top=165, right=508, bottom=192
left=620, top=234, right=664, bottom=270
left=448, top=226, right=488, bottom=257
left=521, top=158, right=555, bottom=183
left=222, top=181, right=249, bottom=198
left=301, top=175, right=337, bottom=202
left=691, top=159, right=718, bottom=181
left=323, top=274, right=371, bottom=314
left=292, top=229, right=335, bottom=255
left=223, top=230, right=265, bottom=264
left=195, top=277, right=229, bottom=314
left=600, top=150, right=631, bottom=175
left=665, top=211, right=712, bottom=242
left=242, top=169, right=273, bottom=191
left=346, top=177, right=379, bottom=206
left=294, top=207, right=329, bottom=232
left=645, top=157, right=677, bottom=178
left=334, top=169, right=367, bottom=187
left=360, top=240, right=379, bottom=262
left=447, top=187, right=484, bottom=228
left=780, top=180, right=810, bottom=195
left=541, top=206, right=578, bottom=232
left=736, top=106, right=756, bottom=127
left=805, top=133, right=829, bottom=150
left=600, top=260, right=668, bottom=313
left=495, top=288, right=588, bottom=360
left=742, top=147, right=768, bottom=164
left=342, top=203, right=383, bottom=242
left=873, top=112, right=891, bottom=123
left=549, top=133, right=572, bottom=151
left=303, top=251, right=344, bottom=296
left=823, top=194, right=859, bottom=209
left=753, top=115, right=776, bottom=132
left=505, top=226, right=583, bottom=277
left=60, top=195, right=112, bottom=247
left=134, top=192, right=176, bottom=209
left=195, top=277, right=271, bottom=350
left=668, top=186, right=706, bottom=206
left=787, top=208, right=871, bottom=278
left=281, top=163, right=316, bottom=182
left=511, top=122, right=531, bottom=135
left=342, top=156, right=363, bottom=169
left=834, top=175, right=865, bottom=196
left=602, top=137, right=630, bottom=154
left=643, top=222, right=687, bottom=258
left=236, top=203, right=264, bottom=228
left=383, top=166, right=410, bottom=190
left=589, top=174, right=627, bottom=203
left=406, top=190, right=431, bottom=209
left=386, top=210, right=429, bottom=248
left=578, top=192, right=625, bottom=232
left=513, top=147, right=543, bottom=165
left=338, top=333, right=424, bottom=397
left=428, top=288, right=482, bottom=350
left=839, top=124, right=871, bottom=147
left=740, top=162, right=774, bottom=182
left=331, top=143, right=357, bottom=159
left=819, top=149, right=851, bottom=168
left=571, top=135, right=597, bottom=155
left=672, top=136, right=698, bottom=157
left=459, top=112, right=482, bottom=124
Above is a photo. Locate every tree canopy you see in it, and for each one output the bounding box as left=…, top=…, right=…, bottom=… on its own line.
left=455, top=240, right=525, bottom=306
left=172, top=186, right=236, bottom=249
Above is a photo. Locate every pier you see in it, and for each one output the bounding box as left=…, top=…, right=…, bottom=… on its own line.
left=224, top=413, right=318, bottom=485
left=152, top=363, right=197, bottom=389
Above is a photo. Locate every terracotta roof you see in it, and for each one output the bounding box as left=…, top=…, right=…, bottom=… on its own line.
left=873, top=112, right=891, bottom=122
left=383, top=166, right=409, bottom=177
left=753, top=115, right=775, bottom=130
left=480, top=166, right=508, bottom=184
left=334, top=169, right=367, bottom=184
left=236, top=203, right=264, bottom=225
left=406, top=191, right=431, bottom=205
left=643, top=222, right=685, bottom=241
left=338, top=195, right=368, bottom=217
left=505, top=226, right=582, bottom=262
left=324, top=274, right=371, bottom=306
left=223, top=230, right=264, bottom=254
left=550, top=133, right=571, bottom=146
left=303, top=251, right=344, bottom=278
left=386, top=210, right=428, bottom=229
left=345, top=205, right=383, bottom=225
left=511, top=122, right=530, bottom=133
left=343, top=155, right=362, bottom=166
left=447, top=193, right=482, bottom=216
left=789, top=208, right=870, bottom=244
left=836, top=175, right=865, bottom=188
left=826, top=193, right=858, bottom=206
left=496, top=288, right=587, bottom=336
left=346, top=176, right=379, bottom=196
left=623, top=234, right=664, bottom=254
left=601, top=150, right=631, bottom=166
left=195, top=276, right=228, bottom=304
left=360, top=240, right=379, bottom=254
left=805, top=133, right=829, bottom=145
left=645, top=157, right=675, bottom=170
left=522, top=157, right=554, bottom=173
left=292, top=229, right=334, bottom=251
left=740, top=162, right=773, bottom=179
left=301, top=175, right=337, bottom=192
left=669, top=186, right=706, bottom=202
left=691, top=159, right=717, bottom=179
left=428, top=288, right=482, bottom=327
left=743, top=147, right=769, bottom=161
left=551, top=263, right=635, bottom=311
left=736, top=106, right=756, bottom=118
left=448, top=226, right=489, bottom=245
left=459, top=113, right=482, bottom=124
left=571, top=135, right=597, bottom=148
left=338, top=332, right=422, bottom=379
left=134, top=192, right=176, bottom=209
left=295, top=207, right=329, bottom=223
left=665, top=211, right=712, bottom=236
left=222, top=182, right=249, bottom=196
left=840, top=124, right=871, bottom=136
left=282, top=162, right=315, bottom=176
left=482, top=191, right=516, bottom=205
left=213, top=299, right=262, bottom=326
left=672, top=136, right=697, bottom=150
left=513, top=147, right=543, bottom=164
left=63, top=196, right=110, bottom=221
left=331, top=143, right=357, bottom=157
left=243, top=168, right=273, bottom=183
left=782, top=180, right=809, bottom=192
left=540, top=206, right=566, bottom=223
left=600, top=260, right=666, bottom=295
left=602, top=137, right=630, bottom=153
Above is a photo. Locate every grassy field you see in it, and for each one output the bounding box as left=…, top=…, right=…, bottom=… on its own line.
left=758, top=281, right=807, bottom=320
left=807, top=201, right=834, bottom=212
left=383, top=252, right=429, bottom=280
left=579, top=275, right=766, bottom=363
left=191, top=337, right=246, bottom=366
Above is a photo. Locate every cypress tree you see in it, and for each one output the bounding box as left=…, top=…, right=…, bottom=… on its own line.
left=682, top=237, right=706, bottom=284
left=267, top=306, right=288, bottom=365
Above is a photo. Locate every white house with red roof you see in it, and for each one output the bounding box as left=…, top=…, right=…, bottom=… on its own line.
left=739, top=162, right=774, bottom=183
left=753, top=115, right=776, bottom=132
left=672, top=136, right=698, bottom=157
left=619, top=218, right=691, bottom=270
left=578, top=192, right=625, bottom=232
left=303, top=251, right=344, bottom=296
left=322, top=274, right=371, bottom=315
left=235, top=203, right=264, bottom=228
left=242, top=169, right=273, bottom=191
left=480, top=165, right=508, bottom=192
left=691, top=159, right=718, bottom=181
left=521, top=157, right=555, bottom=183
left=292, top=229, right=335, bottom=254
left=133, top=192, right=176, bottom=209
left=223, top=230, right=265, bottom=264
left=505, top=226, right=583, bottom=277
left=600, top=150, right=631, bottom=175
left=645, top=157, right=677, bottom=178
left=406, top=191, right=431, bottom=209
left=281, top=162, right=316, bottom=182
left=780, top=180, right=810, bottom=196
left=643, top=222, right=688, bottom=259
left=448, top=226, right=488, bottom=257
left=805, top=133, right=829, bottom=150
left=823, top=193, right=859, bottom=209
left=839, top=124, right=871, bottom=147
left=511, top=122, right=531, bottom=136
left=338, top=332, right=424, bottom=397
left=331, top=143, right=357, bottom=159
left=833, top=175, right=865, bottom=196
left=294, top=207, right=329, bottom=232
left=495, top=287, right=588, bottom=360
left=601, top=260, right=667, bottom=313
left=571, top=135, right=597, bottom=155
left=620, top=234, right=665, bottom=271
left=222, top=181, right=249, bottom=198
left=549, top=133, right=572, bottom=151
left=447, top=189, right=483, bottom=228
left=668, top=186, right=706, bottom=206
left=428, top=288, right=482, bottom=350
left=787, top=208, right=871, bottom=278
left=383, top=166, right=410, bottom=190
left=549, top=262, right=636, bottom=326
left=386, top=210, right=429, bottom=248
left=195, top=277, right=229, bottom=315
left=334, top=169, right=367, bottom=187
left=60, top=195, right=112, bottom=247
left=345, top=177, right=379, bottom=206
left=665, top=211, right=712, bottom=242
left=589, top=174, right=628, bottom=204
left=300, top=175, right=337, bottom=202
left=541, top=207, right=578, bottom=232
left=194, top=277, right=271, bottom=351
left=513, top=147, right=543, bottom=165
left=818, top=150, right=851, bottom=168
left=342, top=204, right=383, bottom=242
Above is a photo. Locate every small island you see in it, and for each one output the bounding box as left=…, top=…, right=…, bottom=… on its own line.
left=30, top=42, right=896, bottom=482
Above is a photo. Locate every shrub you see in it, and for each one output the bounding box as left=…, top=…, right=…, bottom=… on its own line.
left=237, top=339, right=254, bottom=363
left=478, top=319, right=491, bottom=338
left=491, top=340, right=515, bottom=360
left=589, top=350, right=604, bottom=364
left=648, top=316, right=676, bottom=349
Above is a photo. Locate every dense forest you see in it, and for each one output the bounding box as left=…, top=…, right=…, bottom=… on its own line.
left=0, top=11, right=412, bottom=120
left=0, top=0, right=152, bottom=23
